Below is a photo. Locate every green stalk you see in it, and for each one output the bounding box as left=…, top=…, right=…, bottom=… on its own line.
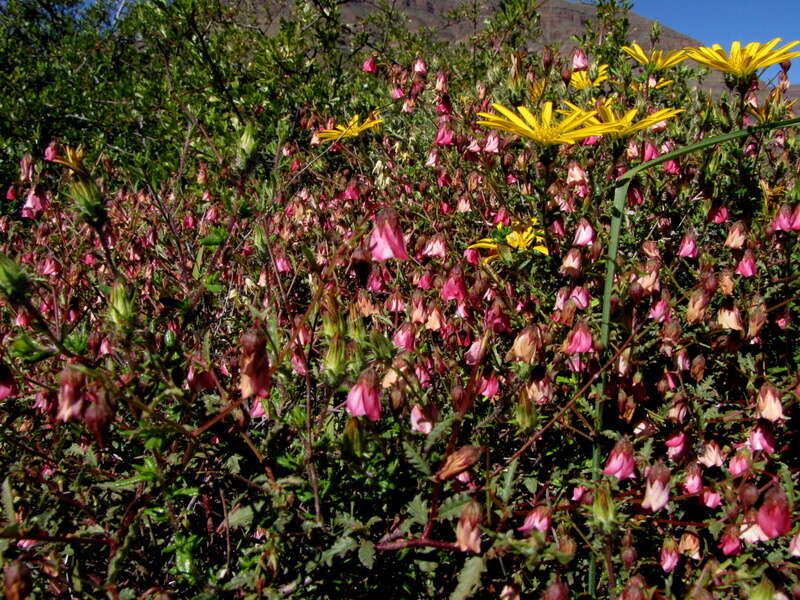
left=589, top=115, right=800, bottom=598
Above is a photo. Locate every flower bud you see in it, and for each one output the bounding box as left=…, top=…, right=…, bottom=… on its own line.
left=591, top=483, right=616, bottom=531
left=70, top=178, right=106, bottom=228
left=108, top=282, right=134, bottom=329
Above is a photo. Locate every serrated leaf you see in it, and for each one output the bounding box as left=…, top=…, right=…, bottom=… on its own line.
left=358, top=540, right=375, bottom=569
left=2, top=478, right=15, bottom=523
left=438, top=492, right=471, bottom=520
left=403, top=441, right=431, bottom=476
left=500, top=458, right=518, bottom=504
left=425, top=413, right=455, bottom=452
left=406, top=494, right=429, bottom=525
left=227, top=505, right=253, bottom=530
left=707, top=519, right=723, bottom=538
left=449, top=556, right=485, bottom=600
left=321, top=536, right=358, bottom=566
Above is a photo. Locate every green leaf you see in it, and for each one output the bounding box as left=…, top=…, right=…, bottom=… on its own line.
left=227, top=505, right=254, bottom=530
left=199, top=227, right=228, bottom=246
left=425, top=413, right=455, bottom=452
left=358, top=540, right=375, bottom=569
left=403, top=441, right=431, bottom=476
left=450, top=556, right=485, bottom=600
left=438, top=492, right=471, bottom=520
left=500, top=458, right=518, bottom=504
left=321, top=536, right=358, bottom=566
left=406, top=494, right=429, bottom=526
left=96, top=475, right=152, bottom=491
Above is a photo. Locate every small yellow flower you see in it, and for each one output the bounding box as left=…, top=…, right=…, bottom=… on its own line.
left=469, top=219, right=548, bottom=262
left=477, top=101, right=614, bottom=145
left=316, top=111, right=383, bottom=142
left=571, top=64, right=609, bottom=90
left=686, top=39, right=800, bottom=79
left=622, top=43, right=688, bottom=70
left=562, top=98, right=683, bottom=137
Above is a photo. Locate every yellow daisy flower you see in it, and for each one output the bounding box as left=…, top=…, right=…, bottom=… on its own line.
left=622, top=43, right=688, bottom=70
left=685, top=39, right=800, bottom=78
left=476, top=101, right=614, bottom=145
left=316, top=111, right=383, bottom=142
left=562, top=98, right=683, bottom=137
left=469, top=219, right=549, bottom=262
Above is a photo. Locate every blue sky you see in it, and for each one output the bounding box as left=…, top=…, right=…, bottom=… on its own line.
left=629, top=0, right=800, bottom=46
left=628, top=0, right=800, bottom=80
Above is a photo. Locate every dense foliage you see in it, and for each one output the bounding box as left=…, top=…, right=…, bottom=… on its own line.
left=2, top=0, right=800, bottom=598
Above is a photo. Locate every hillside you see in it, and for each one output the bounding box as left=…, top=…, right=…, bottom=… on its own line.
left=256, top=0, right=799, bottom=99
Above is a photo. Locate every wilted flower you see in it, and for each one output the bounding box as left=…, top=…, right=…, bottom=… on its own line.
left=698, top=440, right=726, bottom=468
left=507, top=325, right=546, bottom=363
left=641, top=462, right=670, bottom=513
left=789, top=530, right=800, bottom=556
left=456, top=500, right=482, bottom=553
left=717, top=304, right=744, bottom=331
left=620, top=576, right=648, bottom=600
left=756, top=381, right=784, bottom=421
left=436, top=445, right=482, bottom=480
left=725, top=220, right=748, bottom=249
left=740, top=509, right=769, bottom=544
left=239, top=330, right=271, bottom=400
left=679, top=532, right=701, bottom=560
